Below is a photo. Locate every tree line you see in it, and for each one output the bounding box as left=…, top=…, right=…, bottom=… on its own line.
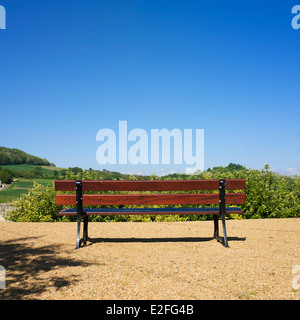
left=0, top=147, right=53, bottom=166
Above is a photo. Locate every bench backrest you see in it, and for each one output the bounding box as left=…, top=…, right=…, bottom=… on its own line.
left=55, top=179, right=246, bottom=206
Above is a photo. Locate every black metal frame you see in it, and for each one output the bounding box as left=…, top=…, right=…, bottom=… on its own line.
left=219, top=179, right=229, bottom=247
left=213, top=214, right=219, bottom=239
left=75, top=180, right=89, bottom=250
left=213, top=179, right=229, bottom=247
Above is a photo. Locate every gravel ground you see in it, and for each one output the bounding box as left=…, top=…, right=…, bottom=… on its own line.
left=0, top=218, right=299, bottom=300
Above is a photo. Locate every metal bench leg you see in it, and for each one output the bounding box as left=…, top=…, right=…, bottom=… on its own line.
left=83, top=215, right=88, bottom=245
left=221, top=212, right=229, bottom=248
left=75, top=216, right=81, bottom=250
left=75, top=180, right=83, bottom=250
left=213, top=214, right=219, bottom=239
left=75, top=215, right=88, bottom=250
left=219, top=179, right=229, bottom=248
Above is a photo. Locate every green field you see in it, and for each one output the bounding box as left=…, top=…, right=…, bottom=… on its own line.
left=40, top=166, right=65, bottom=171
left=0, top=164, right=65, bottom=203
left=0, top=179, right=53, bottom=203
left=0, top=164, right=62, bottom=173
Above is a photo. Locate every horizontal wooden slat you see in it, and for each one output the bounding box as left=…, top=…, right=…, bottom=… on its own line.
left=58, top=207, right=244, bottom=216
left=55, top=179, right=246, bottom=191
left=226, top=179, right=246, bottom=190
left=226, top=193, right=245, bottom=204
left=56, top=193, right=245, bottom=206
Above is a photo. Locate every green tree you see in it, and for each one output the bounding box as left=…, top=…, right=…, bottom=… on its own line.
left=33, top=166, right=43, bottom=178
left=0, top=170, right=12, bottom=184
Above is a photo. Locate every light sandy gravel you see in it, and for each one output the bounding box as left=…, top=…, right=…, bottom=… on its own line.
left=0, top=218, right=299, bottom=300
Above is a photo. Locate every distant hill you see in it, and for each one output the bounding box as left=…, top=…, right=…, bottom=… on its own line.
left=0, top=147, right=53, bottom=166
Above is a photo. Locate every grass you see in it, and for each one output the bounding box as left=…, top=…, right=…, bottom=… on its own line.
left=13, top=180, right=34, bottom=189
left=0, top=187, right=29, bottom=203
left=40, top=166, right=65, bottom=171
left=0, top=164, right=65, bottom=173
left=1, top=164, right=44, bottom=172
left=0, top=178, right=53, bottom=203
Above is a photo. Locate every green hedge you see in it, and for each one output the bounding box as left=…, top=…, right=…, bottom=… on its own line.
left=7, top=165, right=300, bottom=222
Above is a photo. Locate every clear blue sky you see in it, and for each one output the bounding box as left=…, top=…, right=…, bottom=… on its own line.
left=0, top=0, right=299, bottom=175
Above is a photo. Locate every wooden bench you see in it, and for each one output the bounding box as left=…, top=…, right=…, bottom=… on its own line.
left=55, top=179, right=246, bottom=249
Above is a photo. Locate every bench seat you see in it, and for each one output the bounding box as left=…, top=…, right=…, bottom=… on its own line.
left=58, top=207, right=243, bottom=216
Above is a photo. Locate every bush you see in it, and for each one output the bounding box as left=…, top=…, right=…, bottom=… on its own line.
left=200, top=164, right=300, bottom=219
left=8, top=182, right=62, bottom=222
